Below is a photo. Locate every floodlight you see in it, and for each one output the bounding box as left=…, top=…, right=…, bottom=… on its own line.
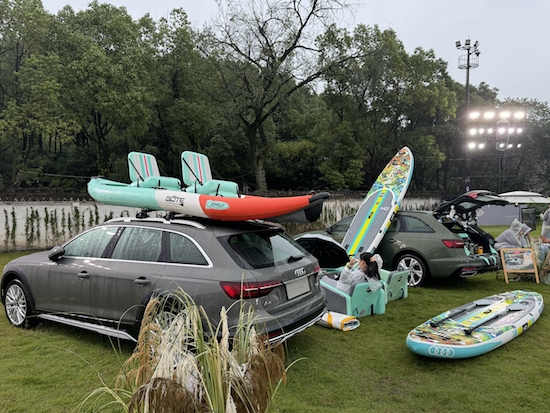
left=500, top=111, right=511, bottom=119
left=517, top=128, right=523, bottom=134
left=456, top=41, right=461, bottom=48
left=514, top=111, right=525, bottom=120
left=487, top=128, right=494, bottom=134
left=479, top=143, right=485, bottom=149
left=465, top=39, right=471, bottom=46
left=497, top=127, right=506, bottom=134
left=469, top=128, right=477, bottom=135
left=468, top=142, right=476, bottom=149
left=483, top=112, right=495, bottom=120
left=508, top=128, right=515, bottom=134
left=479, top=128, right=485, bottom=135
left=517, top=143, right=522, bottom=148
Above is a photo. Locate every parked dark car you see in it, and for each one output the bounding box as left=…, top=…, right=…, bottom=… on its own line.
left=298, top=190, right=508, bottom=287
left=1, top=215, right=326, bottom=344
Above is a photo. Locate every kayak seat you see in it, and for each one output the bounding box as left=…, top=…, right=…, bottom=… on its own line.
left=127, top=151, right=181, bottom=189
left=185, top=179, right=239, bottom=198
left=320, top=275, right=386, bottom=318
left=181, top=150, right=239, bottom=198
left=130, top=176, right=182, bottom=189
left=380, top=268, right=409, bottom=303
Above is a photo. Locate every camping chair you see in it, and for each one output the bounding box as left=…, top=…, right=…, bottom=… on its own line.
left=127, top=151, right=181, bottom=189
left=380, top=268, right=409, bottom=303
left=320, top=276, right=386, bottom=317
left=181, top=151, right=239, bottom=197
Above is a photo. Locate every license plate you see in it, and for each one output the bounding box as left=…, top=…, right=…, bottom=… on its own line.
left=285, top=276, right=310, bottom=300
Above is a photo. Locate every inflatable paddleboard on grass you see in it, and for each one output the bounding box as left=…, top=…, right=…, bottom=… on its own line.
left=342, top=147, right=414, bottom=258
left=406, top=290, right=544, bottom=359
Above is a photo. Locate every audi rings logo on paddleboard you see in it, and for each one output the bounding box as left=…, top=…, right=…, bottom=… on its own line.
left=294, top=267, right=306, bottom=277
left=427, top=346, right=455, bottom=358
left=165, top=195, right=185, bottom=206
left=205, top=200, right=229, bottom=210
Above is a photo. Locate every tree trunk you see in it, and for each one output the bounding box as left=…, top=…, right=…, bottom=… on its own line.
left=255, top=155, right=267, bottom=192
left=247, top=127, right=268, bottom=192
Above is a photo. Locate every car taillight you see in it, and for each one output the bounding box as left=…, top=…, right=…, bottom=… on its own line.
left=314, top=264, right=321, bottom=274
left=220, top=280, right=284, bottom=299
left=442, top=239, right=465, bottom=248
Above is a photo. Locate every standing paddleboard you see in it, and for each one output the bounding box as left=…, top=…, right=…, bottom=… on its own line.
left=342, top=147, right=414, bottom=258
left=406, top=290, right=544, bottom=359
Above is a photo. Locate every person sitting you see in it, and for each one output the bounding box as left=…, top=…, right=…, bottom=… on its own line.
left=519, top=223, right=533, bottom=248
left=494, top=219, right=522, bottom=251
left=337, top=252, right=382, bottom=295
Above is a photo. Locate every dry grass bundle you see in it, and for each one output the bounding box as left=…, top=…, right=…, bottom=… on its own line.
left=77, top=290, right=287, bottom=412
left=116, top=298, right=164, bottom=391
left=232, top=335, right=286, bottom=413
left=117, top=290, right=286, bottom=413
left=128, top=377, right=202, bottom=413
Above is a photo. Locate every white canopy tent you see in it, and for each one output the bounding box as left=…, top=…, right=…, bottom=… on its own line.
left=498, top=191, right=550, bottom=204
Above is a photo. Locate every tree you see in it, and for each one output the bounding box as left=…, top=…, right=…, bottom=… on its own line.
left=130, top=9, right=218, bottom=177
left=0, top=0, right=55, bottom=187
left=52, top=1, right=156, bottom=176
left=199, top=0, right=356, bottom=191
left=318, top=24, right=454, bottom=190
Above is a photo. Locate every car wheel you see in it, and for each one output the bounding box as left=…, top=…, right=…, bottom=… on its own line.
left=396, top=254, right=429, bottom=287
left=4, top=279, right=35, bottom=328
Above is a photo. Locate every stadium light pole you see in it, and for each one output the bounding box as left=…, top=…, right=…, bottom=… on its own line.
left=456, top=39, right=480, bottom=116
left=456, top=39, right=480, bottom=191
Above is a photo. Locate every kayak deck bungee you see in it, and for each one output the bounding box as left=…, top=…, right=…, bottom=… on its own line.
left=406, top=290, right=544, bottom=359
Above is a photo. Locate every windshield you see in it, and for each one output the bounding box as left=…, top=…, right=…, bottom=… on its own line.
left=227, top=230, right=308, bottom=269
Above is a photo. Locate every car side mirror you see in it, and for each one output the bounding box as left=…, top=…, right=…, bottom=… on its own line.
left=326, top=226, right=333, bottom=234
left=48, top=246, right=65, bottom=262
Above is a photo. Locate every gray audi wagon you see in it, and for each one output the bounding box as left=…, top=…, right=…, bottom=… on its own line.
left=1, top=215, right=326, bottom=343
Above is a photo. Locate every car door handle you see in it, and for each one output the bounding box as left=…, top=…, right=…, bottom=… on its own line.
left=387, top=238, right=398, bottom=243
left=133, top=277, right=151, bottom=286
left=77, top=271, right=90, bottom=279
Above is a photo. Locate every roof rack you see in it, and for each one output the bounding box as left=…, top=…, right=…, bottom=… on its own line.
left=104, top=215, right=206, bottom=230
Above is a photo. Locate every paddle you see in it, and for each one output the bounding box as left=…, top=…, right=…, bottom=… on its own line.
left=430, top=299, right=494, bottom=328
left=463, top=303, right=526, bottom=335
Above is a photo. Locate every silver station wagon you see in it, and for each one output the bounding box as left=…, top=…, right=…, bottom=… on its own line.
left=1, top=215, right=326, bottom=343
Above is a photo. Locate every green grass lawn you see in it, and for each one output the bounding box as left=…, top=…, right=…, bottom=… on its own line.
left=1, top=226, right=549, bottom=413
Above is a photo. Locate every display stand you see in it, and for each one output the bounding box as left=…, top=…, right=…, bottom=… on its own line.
left=500, top=248, right=540, bottom=284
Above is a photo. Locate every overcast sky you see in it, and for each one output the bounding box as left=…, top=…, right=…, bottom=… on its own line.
left=40, top=0, right=550, bottom=104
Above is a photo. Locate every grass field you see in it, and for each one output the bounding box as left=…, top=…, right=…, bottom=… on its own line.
left=1, top=225, right=549, bottom=413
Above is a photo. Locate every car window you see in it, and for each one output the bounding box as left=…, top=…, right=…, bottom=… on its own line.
left=228, top=230, right=307, bottom=269
left=332, top=216, right=354, bottom=232
left=389, top=217, right=402, bottom=232
left=111, top=227, right=162, bottom=262
left=64, top=227, right=117, bottom=258
left=401, top=216, right=434, bottom=233
left=167, top=232, right=208, bottom=265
